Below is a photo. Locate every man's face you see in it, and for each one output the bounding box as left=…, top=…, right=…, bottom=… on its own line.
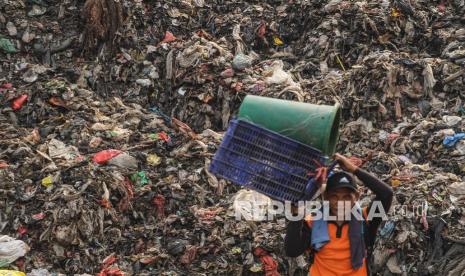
left=325, top=187, right=358, bottom=218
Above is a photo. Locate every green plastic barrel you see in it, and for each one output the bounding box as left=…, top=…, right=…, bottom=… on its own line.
left=238, top=95, right=341, bottom=156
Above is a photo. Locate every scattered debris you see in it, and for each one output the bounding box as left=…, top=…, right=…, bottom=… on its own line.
left=0, top=0, right=464, bottom=274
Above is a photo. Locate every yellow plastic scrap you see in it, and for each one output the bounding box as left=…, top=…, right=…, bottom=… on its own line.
left=391, top=8, right=401, bottom=17
left=41, top=175, right=53, bottom=187
left=391, top=179, right=401, bottom=187
left=0, top=271, right=26, bottom=276
left=250, top=263, right=263, bottom=272
left=147, top=154, right=161, bottom=166
left=273, top=36, right=284, bottom=46
left=231, top=247, right=242, bottom=254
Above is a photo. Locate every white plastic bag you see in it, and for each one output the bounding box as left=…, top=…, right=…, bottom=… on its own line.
left=442, top=115, right=462, bottom=126
left=233, top=190, right=272, bottom=221
left=0, top=236, right=30, bottom=267
left=264, top=60, right=296, bottom=86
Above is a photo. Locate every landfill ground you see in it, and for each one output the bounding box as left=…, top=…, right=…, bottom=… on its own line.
left=1, top=0, right=465, bottom=275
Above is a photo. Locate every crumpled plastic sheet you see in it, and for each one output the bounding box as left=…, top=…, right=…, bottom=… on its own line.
left=0, top=236, right=30, bottom=267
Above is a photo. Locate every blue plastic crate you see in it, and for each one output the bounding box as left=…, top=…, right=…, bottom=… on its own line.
left=209, top=119, right=330, bottom=202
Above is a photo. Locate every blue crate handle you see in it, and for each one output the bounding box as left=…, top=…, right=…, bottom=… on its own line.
left=303, top=160, right=338, bottom=198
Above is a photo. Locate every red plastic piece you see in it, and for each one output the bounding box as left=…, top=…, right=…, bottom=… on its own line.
left=93, top=150, right=123, bottom=164
left=160, top=31, right=176, bottom=44
left=158, top=132, right=171, bottom=142
left=12, top=95, right=28, bottom=110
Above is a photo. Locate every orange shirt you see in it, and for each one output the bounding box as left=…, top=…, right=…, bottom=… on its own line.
left=305, top=208, right=368, bottom=276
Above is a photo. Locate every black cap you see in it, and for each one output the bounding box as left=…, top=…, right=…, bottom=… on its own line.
left=326, top=171, right=357, bottom=193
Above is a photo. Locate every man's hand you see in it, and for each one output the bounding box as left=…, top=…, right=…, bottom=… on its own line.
left=333, top=153, right=358, bottom=173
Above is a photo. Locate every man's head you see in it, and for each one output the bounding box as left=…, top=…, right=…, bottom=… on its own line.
left=324, top=172, right=359, bottom=217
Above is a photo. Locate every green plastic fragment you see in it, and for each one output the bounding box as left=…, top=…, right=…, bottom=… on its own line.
left=0, top=38, right=17, bottom=53
left=130, top=171, right=149, bottom=186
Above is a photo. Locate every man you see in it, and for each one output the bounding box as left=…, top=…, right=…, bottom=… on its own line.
left=284, top=153, right=393, bottom=275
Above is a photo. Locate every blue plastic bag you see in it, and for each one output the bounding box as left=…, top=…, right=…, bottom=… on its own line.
left=443, top=133, right=465, bottom=147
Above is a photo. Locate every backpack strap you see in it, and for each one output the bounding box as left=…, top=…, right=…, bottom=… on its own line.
left=362, top=207, right=375, bottom=276
left=304, top=215, right=315, bottom=265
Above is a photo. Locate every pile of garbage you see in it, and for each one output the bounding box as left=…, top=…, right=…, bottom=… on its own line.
left=1, top=0, right=465, bottom=274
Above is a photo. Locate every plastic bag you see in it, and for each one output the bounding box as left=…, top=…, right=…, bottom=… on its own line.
left=233, top=190, right=272, bottom=221
left=0, top=38, right=17, bottom=53
left=264, top=60, right=294, bottom=86
left=93, top=150, right=123, bottom=164
left=443, top=133, right=465, bottom=147
left=442, top=115, right=462, bottom=126
left=0, top=236, right=30, bottom=267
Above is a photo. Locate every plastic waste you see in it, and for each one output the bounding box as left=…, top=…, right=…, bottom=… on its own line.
left=1, top=0, right=465, bottom=274
left=0, top=38, right=17, bottom=53
left=135, top=79, right=151, bottom=87
left=442, top=115, right=462, bottom=126
left=231, top=247, right=242, bottom=254
left=17, top=226, right=27, bottom=236
left=93, top=150, right=123, bottom=164
left=32, top=213, right=46, bottom=220
left=149, top=132, right=171, bottom=142
left=146, top=154, right=161, bottom=166
left=253, top=247, right=279, bottom=276
left=0, top=83, right=13, bottom=92
left=0, top=271, right=26, bottom=276
left=0, top=236, right=30, bottom=267
left=41, top=175, right=53, bottom=188
left=12, top=95, right=28, bottom=110
left=380, top=221, right=395, bottom=238
left=233, top=190, right=272, bottom=221
left=264, top=60, right=298, bottom=87
left=27, top=5, right=47, bottom=16
left=130, top=171, right=149, bottom=187
left=158, top=132, right=171, bottom=142
left=232, top=53, right=253, bottom=70
left=273, top=36, right=284, bottom=46
left=22, top=69, right=38, bottom=83
left=6, top=22, right=17, bottom=36
left=107, top=153, right=138, bottom=170
left=47, top=139, right=80, bottom=161
left=22, top=28, right=35, bottom=44
left=443, top=133, right=465, bottom=147
left=160, top=31, right=176, bottom=44
left=28, top=268, right=57, bottom=276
